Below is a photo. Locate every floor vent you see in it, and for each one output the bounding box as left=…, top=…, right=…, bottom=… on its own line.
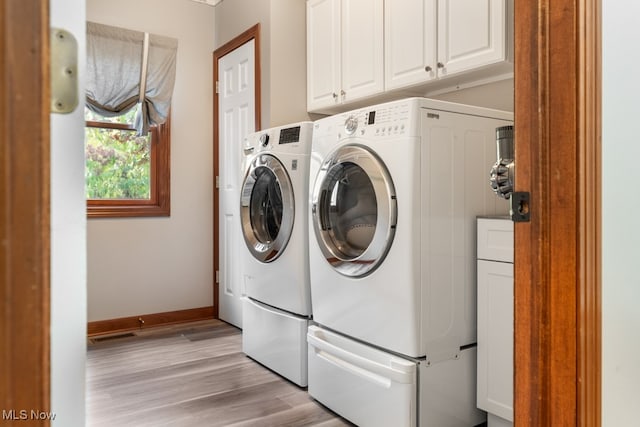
left=91, top=332, right=136, bottom=342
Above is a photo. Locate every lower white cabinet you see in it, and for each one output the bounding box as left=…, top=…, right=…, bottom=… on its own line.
left=477, top=217, right=514, bottom=426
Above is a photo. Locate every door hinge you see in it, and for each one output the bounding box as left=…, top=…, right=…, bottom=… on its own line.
left=215, top=270, right=219, bottom=283
left=510, top=191, right=530, bottom=222
left=51, top=28, right=78, bottom=114
left=215, top=176, right=220, bottom=188
left=215, top=81, right=219, bottom=94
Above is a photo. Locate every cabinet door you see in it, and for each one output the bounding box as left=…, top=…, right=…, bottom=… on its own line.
left=437, top=0, right=508, bottom=77
left=340, top=0, right=384, bottom=103
left=307, top=0, right=341, bottom=111
left=477, top=259, right=514, bottom=421
left=385, top=0, right=437, bottom=90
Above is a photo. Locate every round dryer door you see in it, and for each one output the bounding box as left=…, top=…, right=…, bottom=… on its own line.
left=240, top=153, right=294, bottom=263
left=311, top=144, right=397, bottom=277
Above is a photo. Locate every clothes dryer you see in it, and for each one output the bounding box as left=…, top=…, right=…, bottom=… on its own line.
left=307, top=98, right=512, bottom=426
left=239, top=122, right=313, bottom=387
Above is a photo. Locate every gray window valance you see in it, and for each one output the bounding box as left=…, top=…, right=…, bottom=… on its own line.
left=86, top=22, right=178, bottom=135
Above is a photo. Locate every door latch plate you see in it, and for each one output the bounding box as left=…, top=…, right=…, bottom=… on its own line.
left=510, top=191, right=530, bottom=222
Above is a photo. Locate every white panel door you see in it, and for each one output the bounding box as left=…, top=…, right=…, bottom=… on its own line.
left=437, top=0, right=508, bottom=77
left=218, top=39, right=256, bottom=328
left=340, top=0, right=384, bottom=102
left=385, top=0, right=437, bottom=90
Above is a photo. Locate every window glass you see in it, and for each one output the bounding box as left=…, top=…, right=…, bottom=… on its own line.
left=85, top=106, right=151, bottom=200
left=84, top=105, right=171, bottom=218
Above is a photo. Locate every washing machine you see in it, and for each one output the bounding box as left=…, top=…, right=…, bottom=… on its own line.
left=239, top=121, right=313, bottom=387
left=306, top=98, right=512, bottom=426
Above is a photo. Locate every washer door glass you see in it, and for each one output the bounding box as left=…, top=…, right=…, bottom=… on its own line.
left=240, top=154, right=294, bottom=263
left=311, top=144, right=397, bottom=277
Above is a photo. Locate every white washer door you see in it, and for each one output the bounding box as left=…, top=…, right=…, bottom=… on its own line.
left=241, top=153, right=294, bottom=263
left=311, top=144, right=397, bottom=277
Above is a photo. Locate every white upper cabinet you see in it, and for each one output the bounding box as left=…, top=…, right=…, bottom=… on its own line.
left=385, top=0, right=512, bottom=92
left=437, top=0, right=509, bottom=77
left=307, top=0, right=341, bottom=111
left=340, top=0, right=384, bottom=103
left=308, top=0, right=512, bottom=113
left=307, top=0, right=383, bottom=112
left=385, top=0, right=437, bottom=90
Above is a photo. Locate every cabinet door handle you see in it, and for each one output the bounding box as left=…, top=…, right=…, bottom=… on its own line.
left=340, top=89, right=346, bottom=97
left=437, top=62, right=445, bottom=68
left=332, top=92, right=338, bottom=99
left=425, top=65, right=432, bottom=72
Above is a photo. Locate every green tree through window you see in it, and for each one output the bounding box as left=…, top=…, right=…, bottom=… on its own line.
left=85, top=106, right=171, bottom=218
left=85, top=107, right=151, bottom=199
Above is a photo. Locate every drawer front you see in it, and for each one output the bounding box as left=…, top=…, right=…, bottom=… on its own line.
left=307, top=326, right=417, bottom=427
left=477, top=218, right=514, bottom=262
left=242, top=297, right=309, bottom=386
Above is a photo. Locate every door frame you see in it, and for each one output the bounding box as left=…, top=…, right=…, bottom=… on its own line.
left=0, top=0, right=51, bottom=422
left=213, top=24, right=262, bottom=318
left=514, top=0, right=601, bottom=425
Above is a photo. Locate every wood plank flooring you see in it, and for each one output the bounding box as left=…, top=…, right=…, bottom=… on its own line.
left=86, top=320, right=353, bottom=427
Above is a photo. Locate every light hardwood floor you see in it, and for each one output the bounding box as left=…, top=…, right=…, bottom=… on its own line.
left=86, top=319, right=353, bottom=427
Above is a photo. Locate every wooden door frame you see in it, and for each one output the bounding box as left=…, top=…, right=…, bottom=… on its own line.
left=0, top=0, right=51, bottom=423
left=212, top=24, right=262, bottom=318
left=514, top=0, right=601, bottom=425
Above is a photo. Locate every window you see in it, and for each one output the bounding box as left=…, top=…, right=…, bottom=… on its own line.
left=84, top=21, right=177, bottom=218
left=85, top=105, right=170, bottom=218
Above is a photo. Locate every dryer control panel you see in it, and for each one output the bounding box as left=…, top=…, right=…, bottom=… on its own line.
left=335, top=100, right=417, bottom=140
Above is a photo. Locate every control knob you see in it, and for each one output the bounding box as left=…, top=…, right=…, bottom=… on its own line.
left=344, top=115, right=358, bottom=135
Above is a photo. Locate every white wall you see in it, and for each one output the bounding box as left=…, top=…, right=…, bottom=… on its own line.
left=50, top=0, right=86, bottom=425
left=602, top=3, right=640, bottom=425
left=86, top=0, right=216, bottom=321
left=269, top=0, right=309, bottom=126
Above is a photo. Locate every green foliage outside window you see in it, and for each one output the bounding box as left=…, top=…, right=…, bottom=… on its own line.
left=85, top=107, right=151, bottom=199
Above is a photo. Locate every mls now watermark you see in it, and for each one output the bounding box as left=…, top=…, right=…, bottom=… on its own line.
left=2, top=409, right=57, bottom=421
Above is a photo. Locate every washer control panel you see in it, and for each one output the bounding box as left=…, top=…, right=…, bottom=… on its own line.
left=278, top=125, right=301, bottom=144
left=247, top=122, right=313, bottom=155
